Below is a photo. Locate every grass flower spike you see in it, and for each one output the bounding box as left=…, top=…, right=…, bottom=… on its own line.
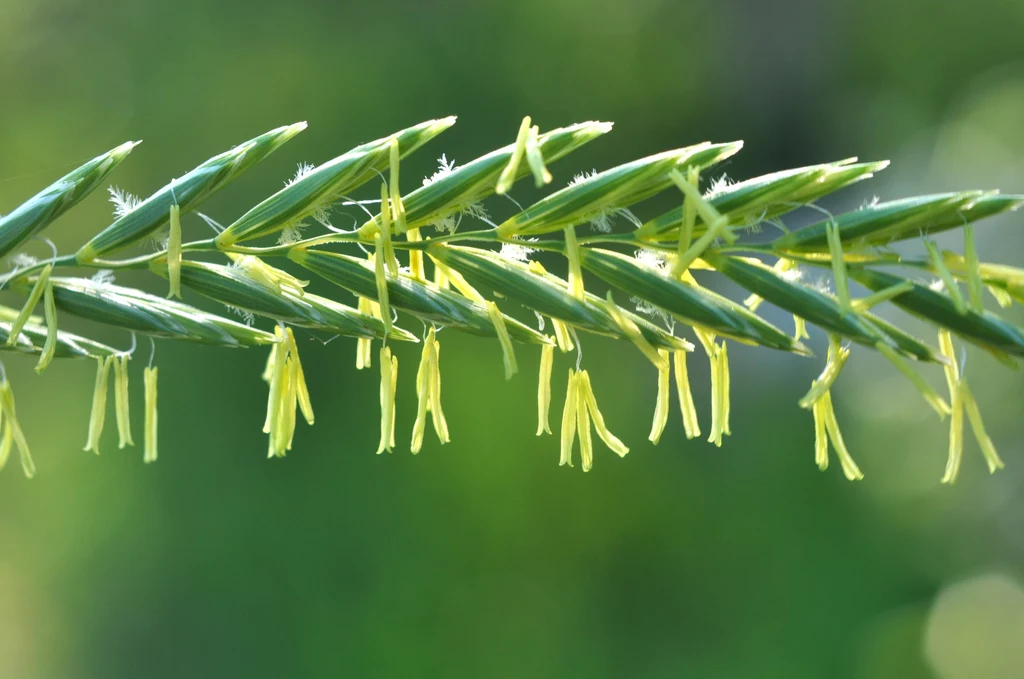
left=0, top=114, right=1021, bottom=482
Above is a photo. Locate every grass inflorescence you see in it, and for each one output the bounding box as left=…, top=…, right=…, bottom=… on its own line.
left=1, top=115, right=1022, bottom=481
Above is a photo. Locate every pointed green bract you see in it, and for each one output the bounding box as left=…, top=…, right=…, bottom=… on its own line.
left=774, top=192, right=1024, bottom=252
left=496, top=142, right=743, bottom=237
left=703, top=252, right=891, bottom=349
left=76, top=124, right=305, bottom=261
left=848, top=268, right=1024, bottom=357
left=0, top=141, right=138, bottom=259
left=362, top=121, right=612, bottom=235
left=290, top=247, right=550, bottom=345
left=216, top=118, right=455, bottom=246
left=30, top=277, right=274, bottom=346
left=427, top=245, right=691, bottom=352
left=638, top=159, right=886, bottom=240
left=577, top=248, right=803, bottom=353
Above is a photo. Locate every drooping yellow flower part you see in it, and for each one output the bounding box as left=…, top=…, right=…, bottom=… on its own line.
left=536, top=343, right=554, bottom=436
left=649, top=349, right=671, bottom=444
left=937, top=330, right=1003, bottom=482
left=0, top=379, right=35, bottom=478
left=559, top=368, right=628, bottom=470
left=575, top=374, right=594, bottom=472
left=577, top=370, right=629, bottom=459
left=524, top=123, right=552, bottom=187
left=411, top=327, right=449, bottom=453
left=143, top=366, right=158, bottom=463
left=389, top=139, right=408, bottom=234
left=693, top=328, right=729, bottom=447
left=434, top=261, right=450, bottom=289
left=673, top=350, right=700, bottom=439
left=564, top=226, right=585, bottom=300
left=7, top=263, right=51, bottom=347
left=35, top=276, right=58, bottom=373
left=825, top=218, right=850, bottom=314
left=496, top=116, right=531, bottom=195
left=112, top=354, right=134, bottom=449
left=820, top=391, right=863, bottom=480
left=559, top=369, right=579, bottom=468
left=84, top=355, right=113, bottom=454
left=263, top=326, right=313, bottom=458
left=376, top=345, right=398, bottom=454
left=602, top=291, right=667, bottom=371
left=812, top=397, right=828, bottom=470
left=407, top=228, right=425, bottom=281
left=485, top=300, right=518, bottom=379
left=793, top=316, right=809, bottom=341
left=166, top=203, right=183, bottom=299
left=355, top=296, right=377, bottom=370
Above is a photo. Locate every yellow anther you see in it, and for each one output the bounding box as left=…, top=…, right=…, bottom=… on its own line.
left=799, top=337, right=850, bottom=409
left=559, top=369, right=579, bottom=467
left=113, top=354, right=134, bottom=449
left=649, top=349, right=671, bottom=445
left=407, top=228, right=425, bottom=281
left=355, top=296, right=376, bottom=369
left=84, top=355, right=113, bottom=454
left=575, top=373, right=594, bottom=472
left=143, top=366, right=158, bottom=463
left=0, top=380, right=34, bottom=478
left=564, top=226, right=585, bottom=300
left=577, top=370, right=628, bottom=458
left=673, top=350, right=700, bottom=439
left=485, top=300, right=518, bottom=379
left=602, top=291, right=667, bottom=371
left=821, top=391, right=863, bottom=480
left=286, top=328, right=314, bottom=425
left=376, top=346, right=398, bottom=454
left=536, top=343, right=554, bottom=436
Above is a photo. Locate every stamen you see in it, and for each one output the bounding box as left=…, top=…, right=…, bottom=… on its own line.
left=649, top=349, right=670, bottom=444
left=113, top=355, right=134, bottom=449
left=485, top=301, right=518, bottom=379
left=0, top=380, right=35, bottom=478
left=942, top=381, right=964, bottom=484
left=960, top=380, right=1004, bottom=474
left=537, top=343, right=554, bottom=436
left=286, top=328, right=314, bottom=425
left=427, top=330, right=449, bottom=444
left=575, top=372, right=594, bottom=471
left=407, top=228, right=425, bottom=281
left=672, top=350, right=700, bottom=439
left=356, top=297, right=375, bottom=369
left=812, top=397, right=828, bottom=470
left=84, top=356, right=113, bottom=454
left=559, top=369, right=579, bottom=467
left=376, top=346, right=398, bottom=454
left=578, top=370, right=628, bottom=457
left=821, top=391, right=863, bottom=480
left=143, top=366, right=158, bottom=463
left=602, top=291, right=667, bottom=371
left=799, top=337, right=850, bottom=409
left=552, top=318, right=575, bottom=353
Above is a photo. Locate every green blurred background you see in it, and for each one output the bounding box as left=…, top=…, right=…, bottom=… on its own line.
left=2, top=0, right=1024, bottom=677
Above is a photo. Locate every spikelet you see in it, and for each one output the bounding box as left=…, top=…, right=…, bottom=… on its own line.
left=35, top=276, right=58, bottom=373
left=486, top=301, right=518, bottom=379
